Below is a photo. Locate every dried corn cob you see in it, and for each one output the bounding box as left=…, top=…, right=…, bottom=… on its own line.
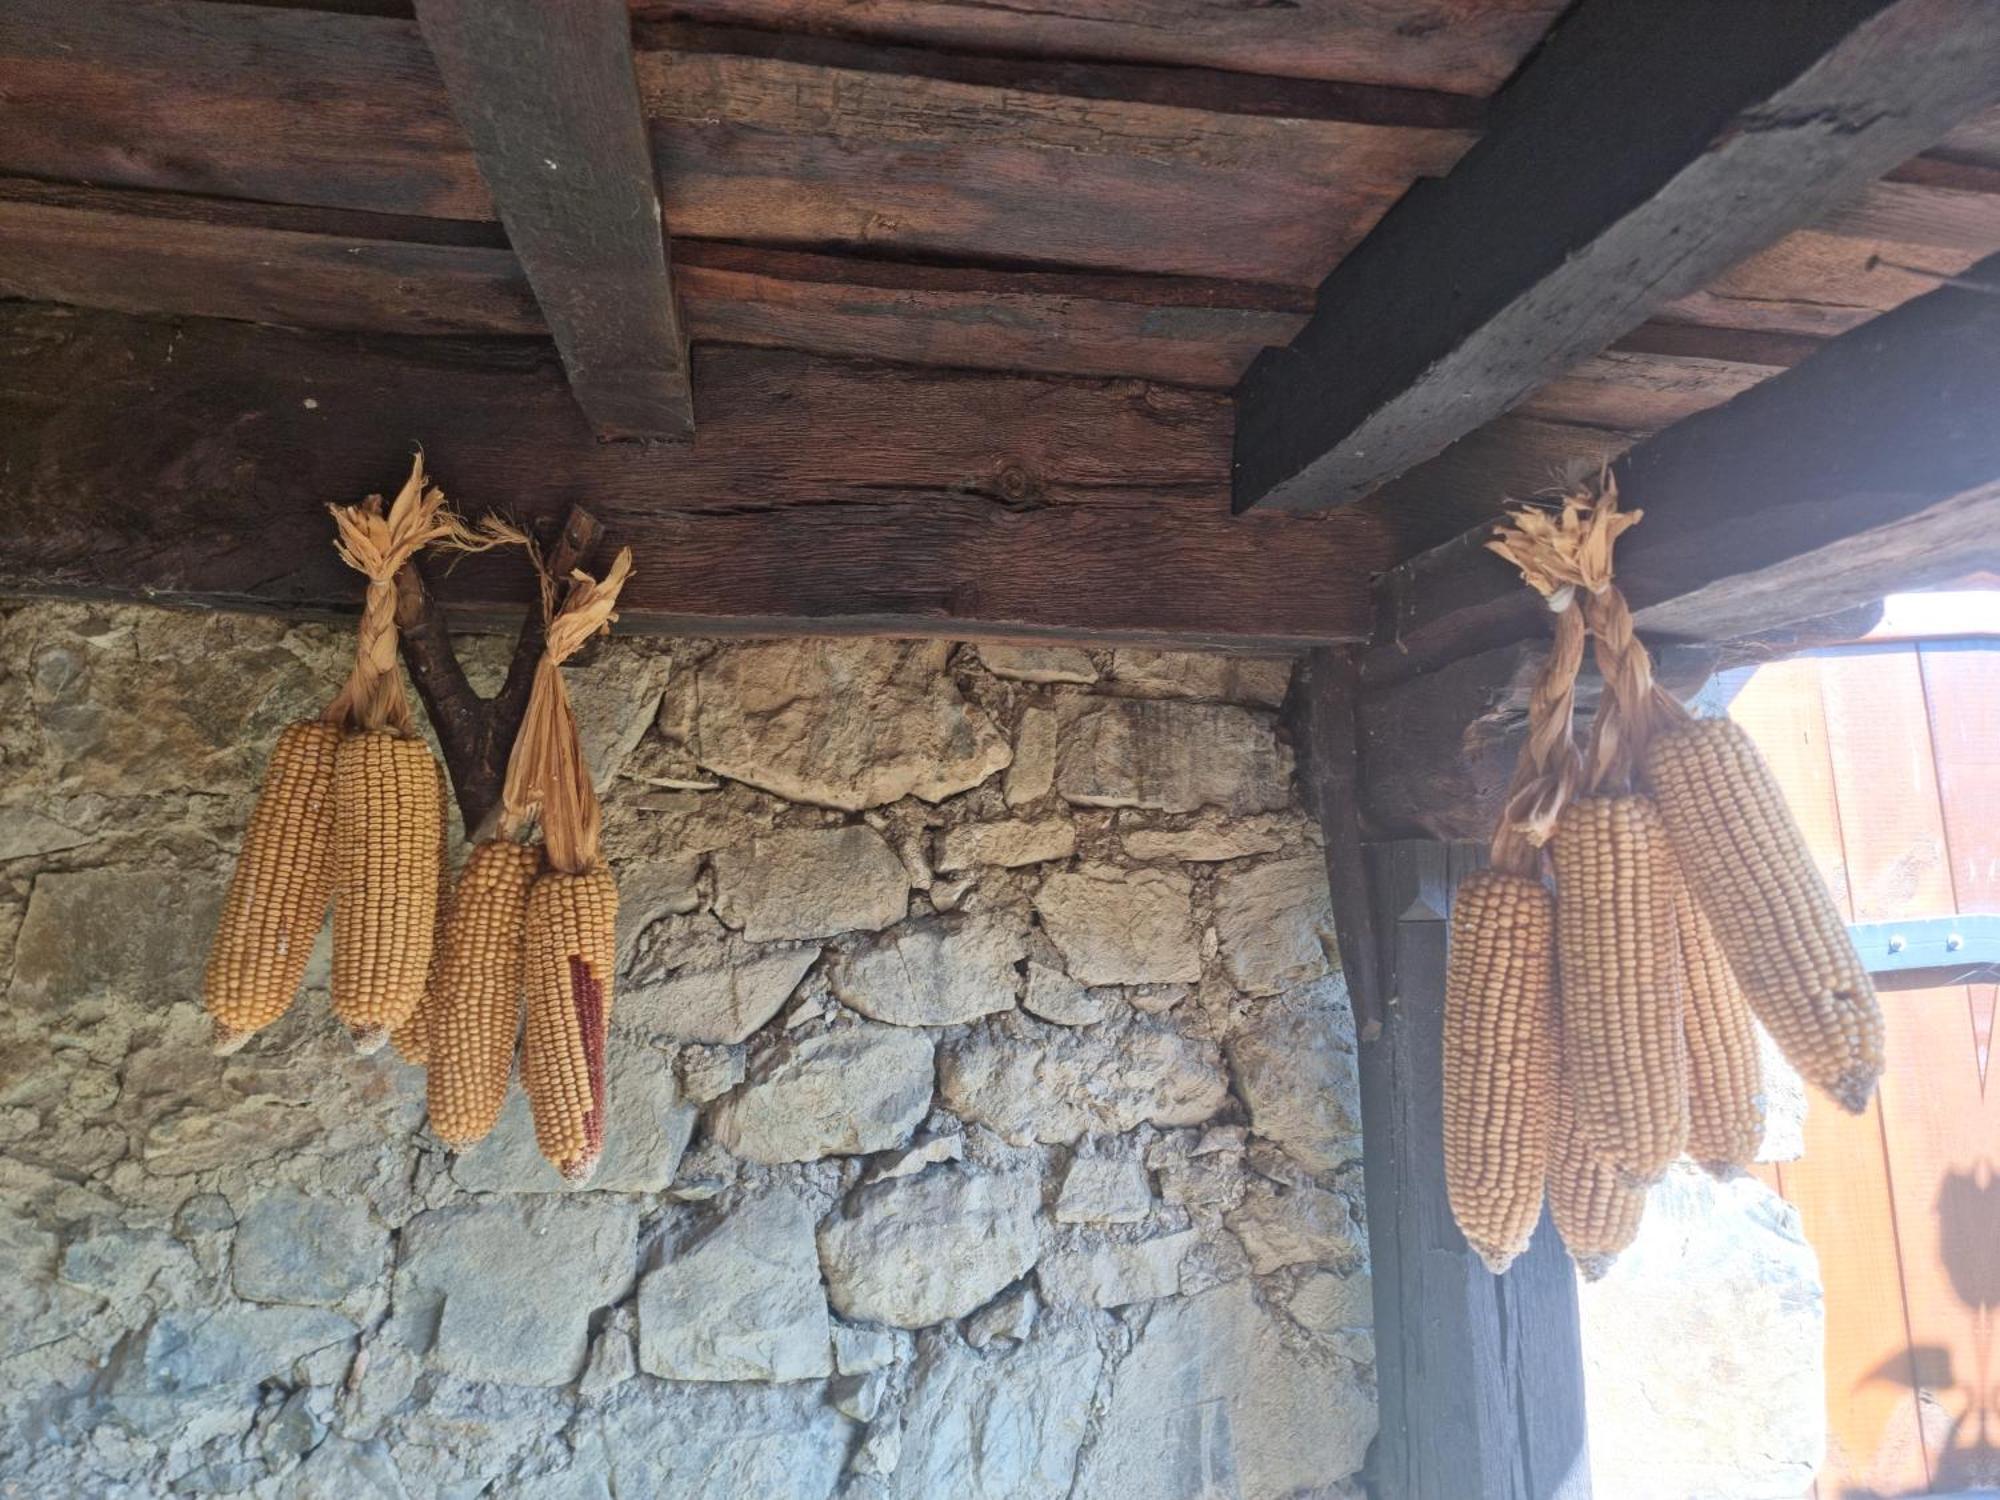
left=1442, top=870, right=1558, bottom=1274
left=521, top=867, right=618, bottom=1181
left=428, top=839, right=540, bottom=1150
left=204, top=720, right=342, bottom=1054
left=392, top=762, right=455, bottom=1066
left=331, top=731, right=444, bottom=1050
left=1673, top=858, right=1766, bottom=1174
left=1548, top=1062, right=1646, bottom=1281
left=1642, top=716, right=1883, bottom=1111
left=1550, top=794, right=1688, bottom=1183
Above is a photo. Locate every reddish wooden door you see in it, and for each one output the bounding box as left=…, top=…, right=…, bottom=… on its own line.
left=1726, top=639, right=1998, bottom=1498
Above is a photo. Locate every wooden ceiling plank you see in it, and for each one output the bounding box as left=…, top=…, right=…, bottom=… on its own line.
left=0, top=180, right=1309, bottom=387
left=415, top=0, right=693, bottom=439
left=0, top=304, right=1391, bottom=648
left=0, top=0, right=1472, bottom=289
left=632, top=0, right=1565, bottom=97
left=1362, top=247, right=2000, bottom=687
left=1232, top=0, right=2000, bottom=513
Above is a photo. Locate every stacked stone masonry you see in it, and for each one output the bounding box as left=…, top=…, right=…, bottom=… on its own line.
left=0, top=607, right=1375, bottom=1500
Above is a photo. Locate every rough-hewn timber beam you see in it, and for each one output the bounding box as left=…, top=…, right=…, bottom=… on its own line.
left=415, top=0, right=694, bottom=439
left=1233, top=0, right=2000, bottom=513
left=0, top=304, right=1388, bottom=649
left=1362, top=248, right=2000, bottom=688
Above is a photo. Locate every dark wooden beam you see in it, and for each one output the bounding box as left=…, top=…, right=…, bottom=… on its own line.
left=0, top=180, right=1310, bottom=389
left=1284, top=649, right=1384, bottom=1038
left=1363, top=248, right=2000, bottom=687
left=0, top=303, right=1391, bottom=649
left=1232, top=0, right=2000, bottom=512
left=415, top=0, right=693, bottom=439
left=1357, top=840, right=1590, bottom=1499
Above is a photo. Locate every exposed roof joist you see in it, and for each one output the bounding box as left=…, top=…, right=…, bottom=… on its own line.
left=1351, top=248, right=2000, bottom=835
left=0, top=304, right=1389, bottom=650
left=1233, top=0, right=2000, bottom=513
left=415, top=0, right=693, bottom=439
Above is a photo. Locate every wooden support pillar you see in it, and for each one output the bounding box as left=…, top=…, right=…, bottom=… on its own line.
left=1358, top=840, right=1591, bottom=1499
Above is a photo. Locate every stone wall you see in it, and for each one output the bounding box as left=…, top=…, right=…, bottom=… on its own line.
left=0, top=603, right=1373, bottom=1499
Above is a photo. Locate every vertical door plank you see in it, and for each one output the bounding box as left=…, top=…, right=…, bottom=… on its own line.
left=1917, top=640, right=2000, bottom=914
left=1816, top=644, right=1955, bottom=921
left=1873, top=984, right=1998, bottom=1489
left=1728, top=655, right=1929, bottom=1498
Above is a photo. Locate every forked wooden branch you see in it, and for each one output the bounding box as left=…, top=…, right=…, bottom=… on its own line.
left=394, top=506, right=604, bottom=838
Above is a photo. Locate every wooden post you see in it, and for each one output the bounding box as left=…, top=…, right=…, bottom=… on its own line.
left=1358, top=839, right=1591, bottom=1499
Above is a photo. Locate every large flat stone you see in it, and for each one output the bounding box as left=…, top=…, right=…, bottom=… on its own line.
left=891, top=1319, right=1104, bottom=1499
left=829, top=910, right=1025, bottom=1027
left=573, top=1380, right=852, bottom=1500
left=707, top=1024, right=933, bottom=1164
left=1073, top=1280, right=1373, bottom=1500
left=8, top=867, right=220, bottom=1013
left=818, top=1167, right=1041, bottom=1328
left=637, top=1190, right=832, bottom=1383
left=1038, top=1231, right=1196, bottom=1309
left=1033, top=867, right=1200, bottom=986
left=976, top=644, right=1097, bottom=684
left=1003, top=707, right=1058, bottom=807
left=1212, top=856, right=1333, bottom=995
left=623, top=941, right=821, bottom=1045
left=1226, top=979, right=1363, bottom=1174
left=231, top=1193, right=384, bottom=1307
left=1226, top=1181, right=1364, bottom=1274
left=712, top=826, right=908, bottom=942
left=394, top=1199, right=638, bottom=1386
left=146, top=1305, right=358, bottom=1394
left=691, top=638, right=1009, bottom=810
left=935, top=817, right=1075, bottom=871
left=939, top=1015, right=1227, bottom=1145
left=1055, top=699, right=1291, bottom=816
left=1105, top=649, right=1293, bottom=707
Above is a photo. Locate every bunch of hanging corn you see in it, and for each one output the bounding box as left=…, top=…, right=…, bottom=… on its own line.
left=1448, top=481, right=1880, bottom=1282
left=202, top=457, right=466, bottom=1054
left=422, top=547, right=633, bottom=1180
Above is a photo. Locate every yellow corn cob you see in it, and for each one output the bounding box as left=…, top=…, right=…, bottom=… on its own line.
left=428, top=840, right=540, bottom=1150
left=392, top=762, right=455, bottom=1066
left=204, top=720, right=342, bottom=1054
left=1550, top=794, right=1688, bottom=1183
left=331, top=731, right=444, bottom=1050
left=1548, top=1063, right=1647, bottom=1281
left=1642, top=716, right=1883, bottom=1112
left=1673, top=858, right=1766, bottom=1174
left=521, top=867, right=619, bottom=1181
left=1442, top=870, right=1558, bottom=1274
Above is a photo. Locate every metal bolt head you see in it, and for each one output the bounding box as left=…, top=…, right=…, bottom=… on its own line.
left=1887, top=934, right=1906, bottom=954
left=1946, top=933, right=1964, bottom=952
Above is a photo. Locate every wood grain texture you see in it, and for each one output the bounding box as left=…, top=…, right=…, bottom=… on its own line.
left=633, top=44, right=1471, bottom=281
left=1233, top=0, right=2000, bottom=511
left=636, top=0, right=1565, bottom=96
left=1362, top=250, right=2000, bottom=685
left=1284, top=649, right=1384, bottom=1035
left=1918, top=642, right=2000, bottom=915
left=416, top=0, right=694, bottom=437
left=0, top=0, right=1472, bottom=287
left=0, top=304, right=1390, bottom=647
left=0, top=181, right=1307, bottom=385
left=1359, top=841, right=1591, bottom=1499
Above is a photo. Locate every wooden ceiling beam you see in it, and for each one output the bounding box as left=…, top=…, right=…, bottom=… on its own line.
left=1362, top=247, right=2000, bottom=688
left=0, top=303, right=1390, bottom=649
left=1232, top=0, right=2000, bottom=513
left=0, top=180, right=1309, bottom=389
left=414, top=0, right=693, bottom=439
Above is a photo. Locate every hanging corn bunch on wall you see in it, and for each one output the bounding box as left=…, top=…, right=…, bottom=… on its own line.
left=1438, top=516, right=1587, bottom=1274
left=1451, top=479, right=1883, bottom=1282
left=203, top=457, right=472, bottom=1054
left=501, top=548, right=634, bottom=1183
